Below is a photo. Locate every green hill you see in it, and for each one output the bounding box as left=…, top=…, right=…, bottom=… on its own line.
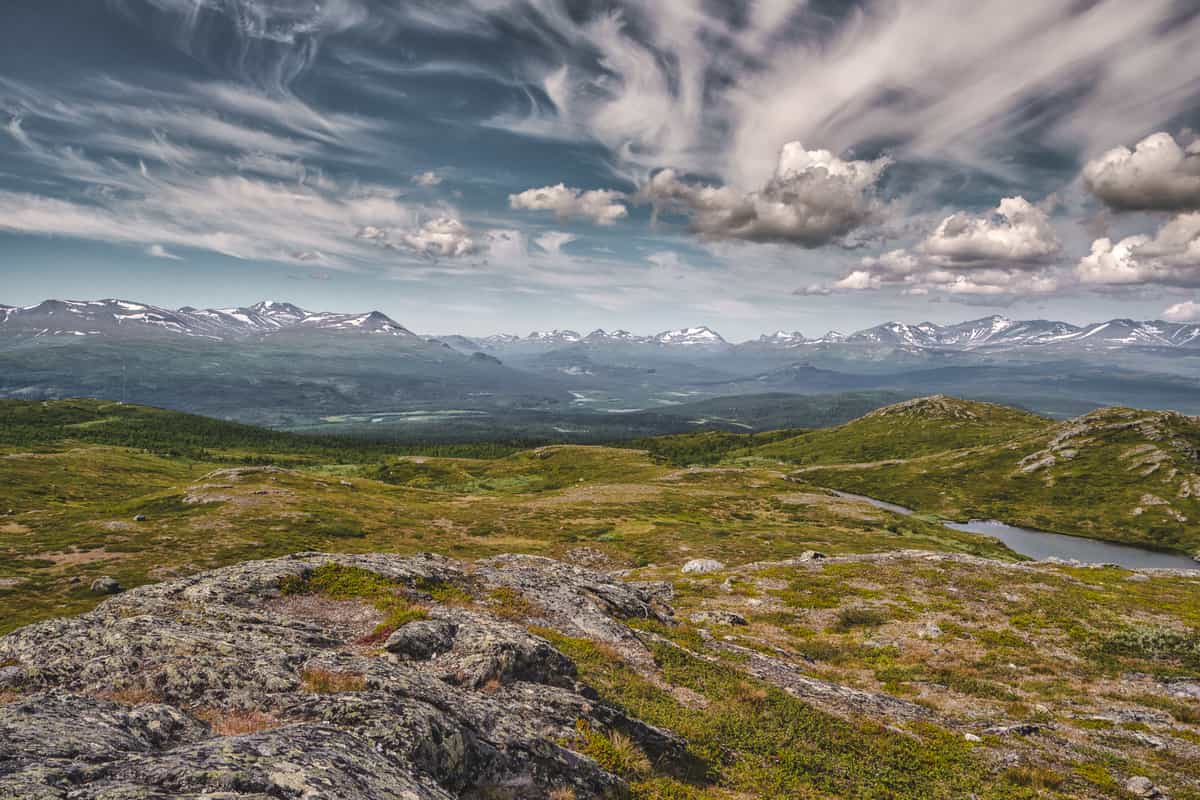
left=751, top=395, right=1052, bottom=465
left=786, top=403, right=1200, bottom=555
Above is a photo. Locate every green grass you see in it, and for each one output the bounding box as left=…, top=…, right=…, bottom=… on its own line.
left=785, top=405, right=1200, bottom=553
left=5, top=396, right=1200, bottom=797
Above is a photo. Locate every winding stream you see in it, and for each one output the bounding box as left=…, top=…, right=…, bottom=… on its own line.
left=834, top=491, right=1199, bottom=571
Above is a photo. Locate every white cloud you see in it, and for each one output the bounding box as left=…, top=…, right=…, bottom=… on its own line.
left=833, top=270, right=881, bottom=291
left=1077, top=213, right=1200, bottom=287
left=509, top=184, right=628, bottom=225
left=1082, top=132, right=1200, bottom=211
left=146, top=244, right=181, bottom=260
left=1163, top=300, right=1200, bottom=323
left=830, top=197, right=1063, bottom=296
left=920, top=197, right=1061, bottom=265
left=478, top=1, right=1200, bottom=189
left=412, top=170, right=443, bottom=187
left=641, top=143, right=891, bottom=247
left=400, top=217, right=478, bottom=258
left=534, top=231, right=577, bottom=255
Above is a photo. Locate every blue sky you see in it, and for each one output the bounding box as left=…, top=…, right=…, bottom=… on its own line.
left=3, top=0, right=1200, bottom=337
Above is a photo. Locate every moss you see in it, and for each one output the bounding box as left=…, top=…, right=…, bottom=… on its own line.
left=279, top=563, right=428, bottom=642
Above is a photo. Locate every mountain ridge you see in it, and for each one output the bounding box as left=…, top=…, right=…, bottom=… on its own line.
left=5, top=299, right=1200, bottom=352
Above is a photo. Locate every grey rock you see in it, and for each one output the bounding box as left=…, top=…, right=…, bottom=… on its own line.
left=89, top=576, right=122, bottom=594
left=1125, top=775, right=1164, bottom=798
left=681, top=558, right=724, bottom=574
left=384, top=619, right=458, bottom=661
left=984, top=722, right=1042, bottom=737
left=689, top=610, right=748, bottom=626
left=0, top=552, right=688, bottom=799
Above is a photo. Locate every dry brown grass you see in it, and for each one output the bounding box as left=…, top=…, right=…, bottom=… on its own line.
left=300, top=667, right=367, bottom=694
left=0, top=690, right=21, bottom=705
left=97, top=686, right=159, bottom=706
left=548, top=788, right=577, bottom=800
left=193, top=707, right=282, bottom=736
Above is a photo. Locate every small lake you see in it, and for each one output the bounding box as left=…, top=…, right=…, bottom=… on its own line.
left=834, top=491, right=1199, bottom=571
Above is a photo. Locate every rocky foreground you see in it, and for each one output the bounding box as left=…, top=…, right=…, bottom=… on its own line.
left=0, top=550, right=1191, bottom=799
left=0, top=553, right=685, bottom=799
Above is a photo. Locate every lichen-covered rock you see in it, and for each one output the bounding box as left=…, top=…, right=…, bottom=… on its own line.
left=0, top=552, right=687, bottom=799
left=681, top=559, right=724, bottom=574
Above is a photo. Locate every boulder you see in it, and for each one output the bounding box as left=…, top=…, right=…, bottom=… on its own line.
left=681, top=559, right=725, bottom=574
left=0, top=552, right=688, bottom=799
left=384, top=619, right=458, bottom=661
left=689, top=610, right=748, bottom=626
left=89, top=576, right=122, bottom=594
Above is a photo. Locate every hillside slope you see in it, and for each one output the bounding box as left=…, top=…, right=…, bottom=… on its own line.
left=753, top=395, right=1052, bottom=465
left=789, top=403, right=1200, bottom=554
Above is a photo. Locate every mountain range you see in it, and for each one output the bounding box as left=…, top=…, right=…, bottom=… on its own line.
left=5, top=298, right=1198, bottom=353
left=0, top=299, right=415, bottom=340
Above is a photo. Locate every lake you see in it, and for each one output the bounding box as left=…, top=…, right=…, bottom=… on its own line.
left=834, top=491, right=1199, bottom=571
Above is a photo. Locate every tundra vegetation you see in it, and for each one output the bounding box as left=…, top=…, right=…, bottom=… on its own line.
left=1, top=396, right=1199, bottom=798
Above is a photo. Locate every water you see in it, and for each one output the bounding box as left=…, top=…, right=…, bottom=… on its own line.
left=834, top=491, right=1199, bottom=571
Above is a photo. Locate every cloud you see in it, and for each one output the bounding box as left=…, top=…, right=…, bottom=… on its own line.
left=794, top=284, right=832, bottom=297
left=1082, top=132, right=1200, bottom=211
left=476, top=1, right=1200, bottom=190
left=1076, top=213, right=1200, bottom=287
left=829, top=197, right=1063, bottom=296
left=146, top=244, right=182, bottom=260
left=108, top=0, right=372, bottom=91
left=641, top=143, right=892, bottom=247
left=0, top=76, right=477, bottom=268
left=412, top=170, right=442, bottom=187
left=534, top=231, right=577, bottom=255
left=1163, top=300, right=1200, bottom=323
left=509, top=184, right=628, bottom=225
left=400, top=217, right=478, bottom=258
left=920, top=197, right=1061, bottom=265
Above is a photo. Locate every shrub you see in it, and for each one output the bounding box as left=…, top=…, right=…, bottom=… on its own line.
left=1101, top=627, right=1200, bottom=668
left=834, top=606, right=889, bottom=632
left=576, top=721, right=652, bottom=779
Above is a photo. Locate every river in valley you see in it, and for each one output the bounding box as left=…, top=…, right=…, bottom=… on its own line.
left=834, top=491, right=1199, bottom=571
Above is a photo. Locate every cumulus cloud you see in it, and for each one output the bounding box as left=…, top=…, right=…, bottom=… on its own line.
left=1163, top=300, right=1200, bottom=323
left=509, top=184, right=628, bottom=225
left=1077, top=213, right=1200, bottom=287
left=400, top=217, right=477, bottom=258
left=920, top=197, right=1060, bottom=265
left=1082, top=132, right=1200, bottom=212
left=829, top=198, right=1063, bottom=296
left=641, top=143, right=892, bottom=247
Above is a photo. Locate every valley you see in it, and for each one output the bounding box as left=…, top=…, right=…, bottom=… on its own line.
left=5, top=300, right=1200, bottom=439
left=2, top=395, right=1200, bottom=798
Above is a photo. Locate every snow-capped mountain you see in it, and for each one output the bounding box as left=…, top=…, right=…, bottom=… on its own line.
left=450, top=325, right=731, bottom=352
left=525, top=330, right=583, bottom=344
left=0, top=299, right=415, bottom=340
left=651, top=326, right=728, bottom=347
left=6, top=301, right=1199, bottom=354
left=753, top=315, right=1200, bottom=352
left=755, top=331, right=807, bottom=346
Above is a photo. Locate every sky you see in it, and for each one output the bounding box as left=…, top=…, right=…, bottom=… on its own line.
left=3, top=0, right=1200, bottom=338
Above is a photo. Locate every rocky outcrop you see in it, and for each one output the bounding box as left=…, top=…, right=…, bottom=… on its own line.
left=0, top=552, right=684, bottom=799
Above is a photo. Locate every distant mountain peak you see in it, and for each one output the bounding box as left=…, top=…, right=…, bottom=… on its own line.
left=0, top=298, right=416, bottom=340
left=653, top=326, right=728, bottom=346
